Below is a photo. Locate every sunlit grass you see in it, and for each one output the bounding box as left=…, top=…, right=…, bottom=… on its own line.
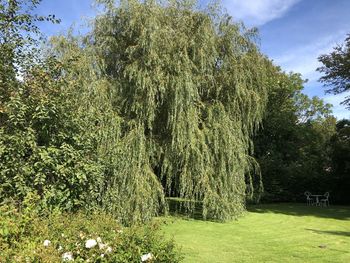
left=162, top=203, right=350, bottom=262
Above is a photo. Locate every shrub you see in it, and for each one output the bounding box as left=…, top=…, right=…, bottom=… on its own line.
left=0, top=194, right=181, bottom=262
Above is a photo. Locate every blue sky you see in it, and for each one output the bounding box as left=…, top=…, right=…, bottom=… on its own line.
left=37, top=0, right=350, bottom=119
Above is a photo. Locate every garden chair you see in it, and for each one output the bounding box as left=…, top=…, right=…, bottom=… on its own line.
left=320, top=192, right=330, bottom=207
left=304, top=191, right=314, bottom=206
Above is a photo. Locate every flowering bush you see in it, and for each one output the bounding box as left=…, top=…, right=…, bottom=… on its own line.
left=0, top=196, right=181, bottom=262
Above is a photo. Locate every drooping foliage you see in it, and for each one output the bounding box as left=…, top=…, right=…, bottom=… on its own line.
left=87, top=0, right=269, bottom=220
left=48, top=36, right=167, bottom=223
left=1, top=0, right=270, bottom=223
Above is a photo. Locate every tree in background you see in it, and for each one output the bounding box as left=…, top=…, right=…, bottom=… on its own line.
left=317, top=34, right=350, bottom=108
left=316, top=33, right=350, bottom=204
left=326, top=119, right=350, bottom=204
left=254, top=65, right=336, bottom=202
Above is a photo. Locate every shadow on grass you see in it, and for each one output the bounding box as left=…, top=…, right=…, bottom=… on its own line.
left=248, top=203, right=350, bottom=220
left=166, top=198, right=229, bottom=223
left=166, top=198, right=205, bottom=221
left=305, top=228, right=350, bottom=237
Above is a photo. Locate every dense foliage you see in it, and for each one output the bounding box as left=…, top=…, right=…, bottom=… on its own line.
left=256, top=31, right=350, bottom=204
left=0, top=0, right=102, bottom=212
left=90, top=0, right=270, bottom=221
left=0, top=0, right=272, bottom=223
left=253, top=64, right=349, bottom=203
left=326, top=119, right=350, bottom=204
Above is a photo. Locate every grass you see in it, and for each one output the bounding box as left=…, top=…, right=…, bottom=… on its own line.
left=162, top=203, right=350, bottom=263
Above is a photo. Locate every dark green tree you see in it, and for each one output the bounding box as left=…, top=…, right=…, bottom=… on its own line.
left=326, top=119, right=350, bottom=204
left=254, top=65, right=335, bottom=202
left=0, top=1, right=100, bottom=211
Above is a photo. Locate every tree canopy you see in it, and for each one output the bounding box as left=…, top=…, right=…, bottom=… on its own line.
left=317, top=34, right=350, bottom=108
left=88, top=0, right=271, bottom=220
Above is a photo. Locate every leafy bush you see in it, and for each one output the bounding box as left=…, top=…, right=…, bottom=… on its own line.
left=0, top=194, right=181, bottom=262
left=0, top=59, right=103, bottom=212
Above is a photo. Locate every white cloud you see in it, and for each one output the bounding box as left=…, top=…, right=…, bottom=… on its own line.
left=222, top=0, right=301, bottom=26
left=274, top=30, right=347, bottom=82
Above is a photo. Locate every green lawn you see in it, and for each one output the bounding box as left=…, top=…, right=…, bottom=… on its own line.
left=162, top=203, right=350, bottom=263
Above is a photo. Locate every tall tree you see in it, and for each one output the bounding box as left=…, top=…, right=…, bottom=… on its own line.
left=90, top=0, right=270, bottom=220
left=317, top=34, right=350, bottom=108
left=254, top=65, right=335, bottom=202
left=0, top=1, right=99, bottom=213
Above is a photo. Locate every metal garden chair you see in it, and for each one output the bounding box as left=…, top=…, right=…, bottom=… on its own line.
left=304, top=191, right=314, bottom=206
left=320, top=192, right=330, bottom=207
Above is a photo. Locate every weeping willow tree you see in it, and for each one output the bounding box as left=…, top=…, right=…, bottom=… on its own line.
left=81, top=0, right=270, bottom=222
left=47, top=0, right=269, bottom=223
left=48, top=36, right=167, bottom=224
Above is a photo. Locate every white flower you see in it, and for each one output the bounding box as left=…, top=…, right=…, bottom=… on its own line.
left=96, top=237, right=102, bottom=243
left=106, top=246, right=112, bottom=253
left=85, top=239, right=98, bottom=249
left=43, top=240, right=51, bottom=247
left=99, top=243, right=107, bottom=250
left=62, top=252, right=74, bottom=261
left=141, top=253, right=153, bottom=262
left=58, top=245, right=63, bottom=251
left=100, top=254, right=105, bottom=258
